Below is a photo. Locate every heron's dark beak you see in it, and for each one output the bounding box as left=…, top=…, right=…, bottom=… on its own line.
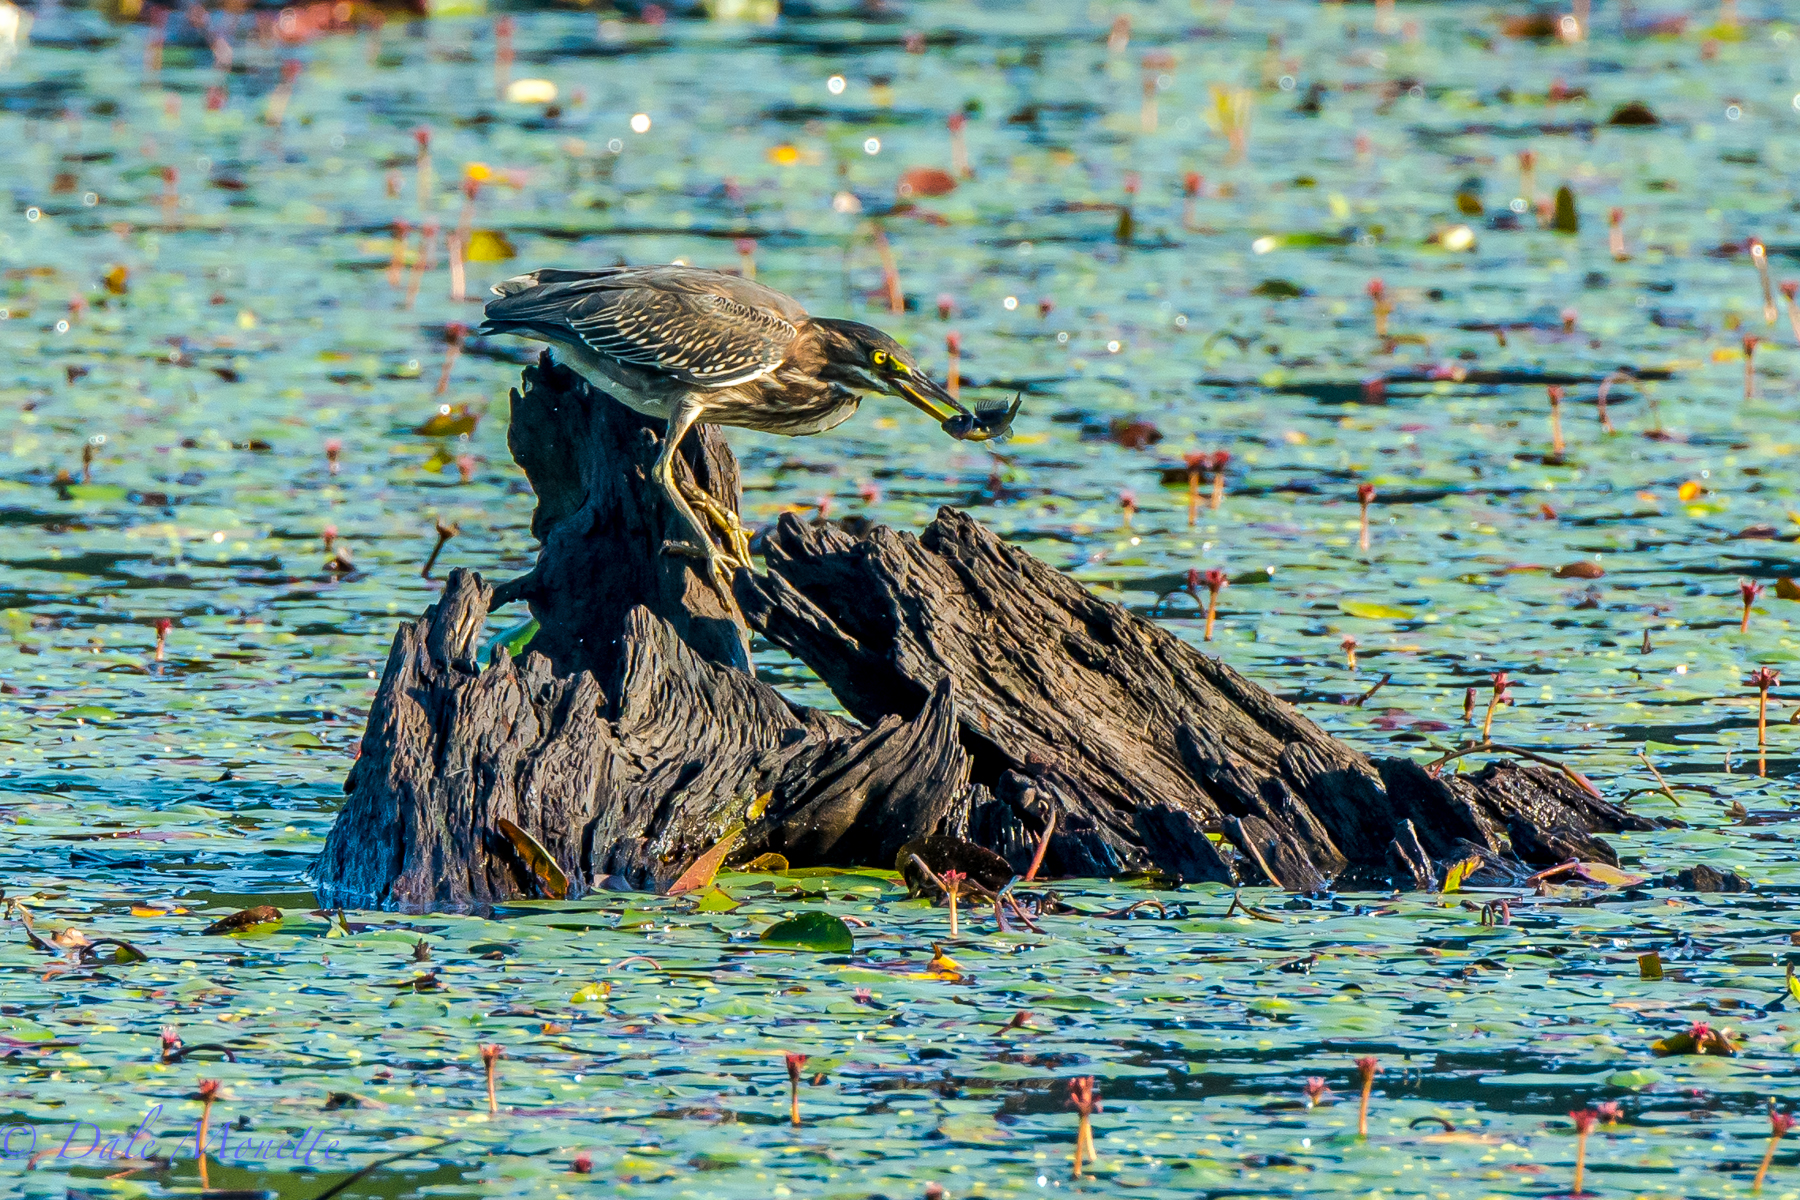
left=894, top=373, right=971, bottom=427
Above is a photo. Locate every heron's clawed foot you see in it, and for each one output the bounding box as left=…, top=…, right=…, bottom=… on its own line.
left=678, top=480, right=756, bottom=574
left=659, top=538, right=739, bottom=595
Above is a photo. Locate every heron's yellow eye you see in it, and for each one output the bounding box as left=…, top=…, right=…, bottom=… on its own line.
left=871, top=350, right=887, bottom=366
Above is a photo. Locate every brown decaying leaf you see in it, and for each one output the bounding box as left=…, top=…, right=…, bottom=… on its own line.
left=201, top=905, right=283, bottom=935
left=495, top=819, right=570, bottom=900
left=666, top=826, right=743, bottom=896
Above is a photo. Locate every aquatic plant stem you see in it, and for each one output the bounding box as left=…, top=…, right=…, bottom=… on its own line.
left=1570, top=1108, right=1596, bottom=1195
left=1749, top=668, right=1779, bottom=748
left=1752, top=238, right=1778, bottom=326
left=1024, top=806, right=1056, bottom=883
left=1355, top=1057, right=1377, bottom=1138
left=872, top=225, right=903, bottom=314
left=423, top=521, right=459, bottom=580
left=1595, top=371, right=1621, bottom=433
left=480, top=1043, right=501, bottom=1115
left=1547, top=385, right=1565, bottom=456
left=942, top=870, right=965, bottom=938
left=195, top=1079, right=219, bottom=1189
left=1357, top=483, right=1375, bottom=552
left=1068, top=1077, right=1099, bottom=1176
left=786, top=1053, right=807, bottom=1127
left=1755, top=1109, right=1795, bottom=1193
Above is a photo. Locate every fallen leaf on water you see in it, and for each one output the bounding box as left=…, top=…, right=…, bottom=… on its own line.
left=665, top=826, right=743, bottom=896
left=1554, top=561, right=1604, bottom=579
left=742, top=852, right=789, bottom=874
left=201, top=906, right=282, bottom=935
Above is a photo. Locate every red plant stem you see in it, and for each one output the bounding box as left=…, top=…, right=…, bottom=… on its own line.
left=494, top=15, right=514, bottom=97
left=1210, top=471, right=1225, bottom=510
left=1548, top=386, right=1565, bottom=456
left=1760, top=685, right=1770, bottom=747
left=1024, top=807, right=1056, bottom=882
left=197, top=1097, right=213, bottom=1187
left=871, top=226, right=903, bottom=314
left=436, top=341, right=463, bottom=396
left=1752, top=239, right=1778, bottom=326
left=423, top=522, right=458, bottom=580
left=1358, top=499, right=1371, bottom=552
left=404, top=224, right=438, bottom=311
left=946, top=335, right=960, bottom=401
left=1356, top=1062, right=1375, bottom=1137
left=948, top=113, right=971, bottom=178
left=1203, top=587, right=1219, bottom=642
left=1573, top=1125, right=1589, bottom=1194
left=1755, top=1125, right=1787, bottom=1192
left=387, top=221, right=410, bottom=288
left=1187, top=468, right=1200, bottom=526
left=1595, top=373, right=1618, bottom=433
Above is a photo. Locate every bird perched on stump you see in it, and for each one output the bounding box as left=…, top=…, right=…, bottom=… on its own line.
left=481, top=265, right=1019, bottom=587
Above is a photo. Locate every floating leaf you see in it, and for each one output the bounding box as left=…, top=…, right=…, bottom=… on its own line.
left=759, top=911, right=854, bottom=953
left=1338, top=600, right=1414, bottom=620
left=1638, top=952, right=1663, bottom=981
left=1553, top=561, right=1604, bottom=579
left=742, top=852, right=789, bottom=874
left=201, top=906, right=282, bottom=936
left=571, top=982, right=611, bottom=1004
left=495, top=818, right=570, bottom=900
left=1776, top=577, right=1800, bottom=601
left=692, top=886, right=741, bottom=914
left=55, top=704, right=118, bottom=722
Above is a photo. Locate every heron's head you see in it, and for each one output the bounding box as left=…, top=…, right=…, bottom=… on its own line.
left=811, top=318, right=968, bottom=423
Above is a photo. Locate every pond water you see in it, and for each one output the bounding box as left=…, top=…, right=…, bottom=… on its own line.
left=3, top=1, right=1800, bottom=1196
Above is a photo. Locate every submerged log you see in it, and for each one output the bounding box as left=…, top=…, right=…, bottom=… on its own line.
left=311, top=357, right=1659, bottom=912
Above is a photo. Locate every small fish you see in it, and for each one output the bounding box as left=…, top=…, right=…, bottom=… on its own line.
left=942, top=395, right=1022, bottom=443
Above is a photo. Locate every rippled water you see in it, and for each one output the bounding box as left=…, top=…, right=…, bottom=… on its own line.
left=3, top=1, right=1800, bottom=1196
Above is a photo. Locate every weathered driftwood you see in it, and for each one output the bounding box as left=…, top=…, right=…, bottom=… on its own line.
left=310, top=358, right=1658, bottom=912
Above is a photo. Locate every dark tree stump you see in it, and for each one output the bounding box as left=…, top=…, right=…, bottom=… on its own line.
left=310, top=360, right=1661, bottom=912
left=497, top=353, right=750, bottom=684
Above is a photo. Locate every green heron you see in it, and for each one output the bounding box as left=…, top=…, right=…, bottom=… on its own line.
left=481, top=265, right=1018, bottom=586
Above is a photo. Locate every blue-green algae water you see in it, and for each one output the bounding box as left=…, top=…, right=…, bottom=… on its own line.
left=5, top=1, right=1800, bottom=1196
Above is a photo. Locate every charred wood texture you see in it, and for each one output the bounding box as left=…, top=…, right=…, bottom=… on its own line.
left=312, top=360, right=1658, bottom=912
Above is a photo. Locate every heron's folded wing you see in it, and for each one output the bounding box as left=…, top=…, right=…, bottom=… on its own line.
left=490, top=281, right=798, bottom=389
